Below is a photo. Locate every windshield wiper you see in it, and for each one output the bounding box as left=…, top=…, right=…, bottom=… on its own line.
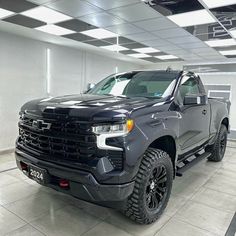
left=130, top=96, right=162, bottom=99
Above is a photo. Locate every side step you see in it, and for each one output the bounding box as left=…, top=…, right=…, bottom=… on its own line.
left=176, top=152, right=211, bottom=177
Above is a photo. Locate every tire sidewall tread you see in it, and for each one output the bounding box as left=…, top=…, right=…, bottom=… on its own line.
left=123, top=148, right=173, bottom=224
left=207, top=124, right=227, bottom=162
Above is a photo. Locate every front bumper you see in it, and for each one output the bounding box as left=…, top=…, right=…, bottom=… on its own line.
left=15, top=148, right=134, bottom=207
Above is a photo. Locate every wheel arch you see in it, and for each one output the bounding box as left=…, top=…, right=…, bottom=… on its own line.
left=149, top=135, right=177, bottom=172
left=221, top=117, right=229, bottom=131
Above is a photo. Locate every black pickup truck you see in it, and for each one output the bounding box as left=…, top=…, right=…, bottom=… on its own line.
left=15, top=70, right=229, bottom=224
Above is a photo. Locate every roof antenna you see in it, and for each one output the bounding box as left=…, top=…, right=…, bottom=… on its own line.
left=166, top=66, right=172, bottom=72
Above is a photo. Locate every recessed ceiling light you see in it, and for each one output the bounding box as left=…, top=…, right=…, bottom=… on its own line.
left=205, top=39, right=236, bottom=47
left=219, top=50, right=236, bottom=55
left=81, top=29, right=117, bottom=39
left=155, top=55, right=178, bottom=60
left=127, top=54, right=151, bottom=58
left=201, top=0, right=236, bottom=9
left=168, top=9, right=216, bottom=27
left=100, top=45, right=128, bottom=52
left=35, top=25, right=76, bottom=36
left=21, top=6, right=72, bottom=24
left=133, top=47, right=160, bottom=53
left=0, top=8, right=14, bottom=19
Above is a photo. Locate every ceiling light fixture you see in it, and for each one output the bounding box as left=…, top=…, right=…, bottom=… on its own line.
left=21, top=6, right=72, bottom=24
left=205, top=39, right=236, bottom=47
left=219, top=50, right=236, bottom=55
left=155, top=55, right=178, bottom=60
left=201, top=0, right=236, bottom=9
left=168, top=9, right=216, bottom=27
left=133, top=47, right=160, bottom=53
left=36, top=25, right=76, bottom=36
left=0, top=8, right=14, bottom=19
left=81, top=28, right=117, bottom=39
left=127, top=53, right=151, bottom=58
left=100, top=45, right=128, bottom=52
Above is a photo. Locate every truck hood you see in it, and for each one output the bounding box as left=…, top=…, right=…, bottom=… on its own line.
left=21, top=94, right=165, bottom=121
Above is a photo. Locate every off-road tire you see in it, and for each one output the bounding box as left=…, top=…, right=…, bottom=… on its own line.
left=206, top=124, right=228, bottom=162
left=123, top=148, right=173, bottom=224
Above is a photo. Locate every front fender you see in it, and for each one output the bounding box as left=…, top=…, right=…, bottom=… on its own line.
left=122, top=111, right=180, bottom=182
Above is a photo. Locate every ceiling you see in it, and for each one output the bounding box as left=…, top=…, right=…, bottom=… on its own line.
left=0, top=0, right=236, bottom=64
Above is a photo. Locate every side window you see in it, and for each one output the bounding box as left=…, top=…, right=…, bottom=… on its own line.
left=177, top=76, right=201, bottom=104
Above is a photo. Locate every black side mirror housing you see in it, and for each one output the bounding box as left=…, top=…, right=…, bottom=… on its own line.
left=184, top=95, right=207, bottom=106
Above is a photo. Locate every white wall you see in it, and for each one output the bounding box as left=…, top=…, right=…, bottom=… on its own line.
left=0, top=32, right=141, bottom=151
left=200, top=74, right=236, bottom=131
left=0, top=32, right=47, bottom=151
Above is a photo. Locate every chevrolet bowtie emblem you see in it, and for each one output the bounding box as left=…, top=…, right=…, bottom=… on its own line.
left=32, top=120, right=51, bottom=131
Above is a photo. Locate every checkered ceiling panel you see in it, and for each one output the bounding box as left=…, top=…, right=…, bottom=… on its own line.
left=0, top=0, right=235, bottom=63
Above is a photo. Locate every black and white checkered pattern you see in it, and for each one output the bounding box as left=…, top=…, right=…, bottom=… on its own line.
left=1, top=0, right=236, bottom=63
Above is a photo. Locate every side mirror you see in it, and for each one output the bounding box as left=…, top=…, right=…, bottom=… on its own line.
left=183, top=95, right=207, bottom=106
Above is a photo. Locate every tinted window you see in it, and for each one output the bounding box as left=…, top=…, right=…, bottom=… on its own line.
left=177, top=76, right=201, bottom=103
left=88, top=71, right=178, bottom=99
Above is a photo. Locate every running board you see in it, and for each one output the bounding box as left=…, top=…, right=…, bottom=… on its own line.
left=176, top=152, right=211, bottom=177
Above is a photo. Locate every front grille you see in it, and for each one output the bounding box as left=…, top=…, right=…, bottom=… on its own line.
left=19, top=128, right=96, bottom=160
left=21, top=115, right=92, bottom=135
left=18, top=115, right=97, bottom=163
left=18, top=114, right=123, bottom=171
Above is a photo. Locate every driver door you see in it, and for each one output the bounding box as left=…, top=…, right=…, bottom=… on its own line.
left=177, top=75, right=210, bottom=154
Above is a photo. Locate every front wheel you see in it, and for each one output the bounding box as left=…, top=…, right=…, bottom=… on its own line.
left=123, top=148, right=173, bottom=224
left=206, top=124, right=228, bottom=162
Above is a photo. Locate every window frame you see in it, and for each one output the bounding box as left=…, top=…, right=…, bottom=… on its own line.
left=175, top=73, right=204, bottom=106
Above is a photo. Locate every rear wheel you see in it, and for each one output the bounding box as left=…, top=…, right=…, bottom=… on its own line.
left=206, top=124, right=228, bottom=162
left=123, top=148, right=173, bottom=224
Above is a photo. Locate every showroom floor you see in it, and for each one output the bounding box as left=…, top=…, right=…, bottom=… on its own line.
left=0, top=143, right=236, bottom=236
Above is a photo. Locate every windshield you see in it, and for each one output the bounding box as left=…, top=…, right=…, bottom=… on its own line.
left=87, top=71, right=178, bottom=99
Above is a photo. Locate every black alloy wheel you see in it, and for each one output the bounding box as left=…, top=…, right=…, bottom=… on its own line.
left=123, top=148, right=173, bottom=224
left=145, top=165, right=167, bottom=211
left=206, top=124, right=228, bottom=162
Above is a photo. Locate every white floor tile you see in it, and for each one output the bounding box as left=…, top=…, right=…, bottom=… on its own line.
left=0, top=182, right=42, bottom=205
left=5, top=224, right=45, bottom=236
left=164, top=194, right=188, bottom=217
left=0, top=172, right=20, bottom=188
left=172, top=170, right=210, bottom=199
left=83, top=222, right=133, bottom=236
left=6, top=168, right=28, bottom=181
left=30, top=205, right=102, bottom=236
left=105, top=211, right=170, bottom=236
left=175, top=201, right=234, bottom=235
left=156, top=218, right=217, bottom=236
left=191, top=187, right=236, bottom=213
left=0, top=205, right=26, bottom=235
left=5, top=191, right=68, bottom=222
left=204, top=169, right=236, bottom=196
left=69, top=198, right=112, bottom=220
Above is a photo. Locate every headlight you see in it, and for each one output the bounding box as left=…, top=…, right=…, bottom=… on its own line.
left=92, top=119, right=134, bottom=135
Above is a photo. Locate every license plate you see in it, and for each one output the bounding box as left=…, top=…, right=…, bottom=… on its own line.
left=29, top=165, right=48, bottom=184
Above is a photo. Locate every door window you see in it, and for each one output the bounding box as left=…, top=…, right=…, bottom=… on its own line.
left=177, top=76, right=201, bottom=104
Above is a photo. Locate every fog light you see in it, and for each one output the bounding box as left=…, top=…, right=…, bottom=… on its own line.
left=59, top=179, right=70, bottom=189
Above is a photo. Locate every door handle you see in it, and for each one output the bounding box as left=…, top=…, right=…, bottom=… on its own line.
left=202, top=109, right=207, bottom=115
